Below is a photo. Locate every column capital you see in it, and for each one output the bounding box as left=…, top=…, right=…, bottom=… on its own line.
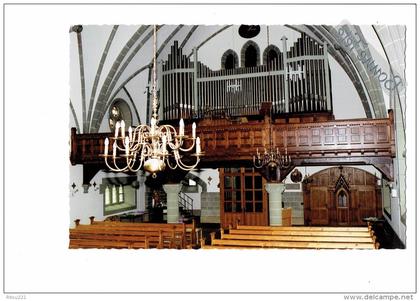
left=265, top=182, right=286, bottom=194
left=163, top=183, right=183, bottom=194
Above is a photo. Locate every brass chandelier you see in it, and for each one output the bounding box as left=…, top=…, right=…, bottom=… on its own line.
left=101, top=25, right=202, bottom=177
left=253, top=144, right=291, bottom=170
left=253, top=26, right=291, bottom=172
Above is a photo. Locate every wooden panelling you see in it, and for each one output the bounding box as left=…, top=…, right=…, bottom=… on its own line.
left=70, top=111, right=395, bottom=181
left=303, top=167, right=382, bottom=226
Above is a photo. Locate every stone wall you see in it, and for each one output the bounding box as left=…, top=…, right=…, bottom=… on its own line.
left=283, top=191, right=304, bottom=225
left=200, top=192, right=220, bottom=223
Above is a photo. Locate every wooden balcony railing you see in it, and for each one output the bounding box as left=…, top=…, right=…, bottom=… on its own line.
left=70, top=111, right=395, bottom=181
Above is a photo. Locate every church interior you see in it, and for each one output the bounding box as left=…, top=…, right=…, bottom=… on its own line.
left=68, top=24, right=407, bottom=250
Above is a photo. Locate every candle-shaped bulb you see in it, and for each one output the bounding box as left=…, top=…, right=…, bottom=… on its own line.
left=162, top=135, right=167, bottom=154
left=120, top=120, right=125, bottom=138
left=192, top=122, right=196, bottom=139
left=114, top=121, right=120, bottom=138
left=112, top=141, right=117, bottom=158
left=150, top=117, right=156, bottom=135
left=128, top=126, right=132, bottom=142
left=179, top=118, right=185, bottom=136
left=196, top=137, right=201, bottom=154
left=104, top=138, right=109, bottom=156
left=124, top=136, right=130, bottom=156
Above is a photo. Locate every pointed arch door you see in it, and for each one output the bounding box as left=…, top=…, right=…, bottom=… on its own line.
left=336, top=188, right=350, bottom=225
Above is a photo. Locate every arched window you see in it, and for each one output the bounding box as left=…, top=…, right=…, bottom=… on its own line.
left=263, top=45, right=281, bottom=68
left=241, top=41, right=260, bottom=67
left=245, top=45, right=257, bottom=67
left=221, top=49, right=239, bottom=70
left=337, top=190, right=348, bottom=207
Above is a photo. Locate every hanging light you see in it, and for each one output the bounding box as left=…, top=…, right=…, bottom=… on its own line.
left=252, top=117, right=291, bottom=170
left=101, top=25, right=202, bottom=177
left=253, top=145, right=292, bottom=170
left=253, top=26, right=291, bottom=172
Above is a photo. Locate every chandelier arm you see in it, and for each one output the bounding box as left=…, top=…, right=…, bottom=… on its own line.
left=111, top=138, right=127, bottom=152
left=165, top=157, right=179, bottom=170
left=104, top=156, right=126, bottom=172
left=126, top=152, right=145, bottom=172
left=173, top=152, right=200, bottom=171
left=110, top=156, right=129, bottom=172
left=178, top=138, right=196, bottom=152
left=253, top=156, right=264, bottom=169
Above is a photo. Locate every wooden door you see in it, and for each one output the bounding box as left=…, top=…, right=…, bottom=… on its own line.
left=309, top=187, right=329, bottom=225
left=336, top=189, right=350, bottom=225
left=220, top=168, right=268, bottom=228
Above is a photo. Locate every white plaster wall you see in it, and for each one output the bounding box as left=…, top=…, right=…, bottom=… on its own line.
left=69, top=108, right=78, bottom=131
left=69, top=33, right=83, bottom=130
left=69, top=165, right=146, bottom=226
left=81, top=25, right=114, bottom=107
left=383, top=196, right=406, bottom=245
left=329, top=54, right=366, bottom=119
left=95, top=25, right=141, bottom=100
left=191, top=168, right=220, bottom=193
left=124, top=68, right=149, bottom=124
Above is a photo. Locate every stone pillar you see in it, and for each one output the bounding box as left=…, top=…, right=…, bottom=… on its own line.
left=163, top=184, right=183, bottom=224
left=265, top=183, right=286, bottom=226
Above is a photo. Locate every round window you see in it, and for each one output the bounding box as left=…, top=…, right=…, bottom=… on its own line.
left=108, top=99, right=132, bottom=131
left=238, top=25, right=261, bottom=39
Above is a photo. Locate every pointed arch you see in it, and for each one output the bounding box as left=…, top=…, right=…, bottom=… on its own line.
left=241, top=40, right=260, bottom=67
left=221, top=49, right=239, bottom=70
left=263, top=44, right=281, bottom=67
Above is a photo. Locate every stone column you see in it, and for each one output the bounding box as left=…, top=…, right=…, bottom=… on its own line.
left=163, top=184, right=183, bottom=224
left=265, top=182, right=286, bottom=226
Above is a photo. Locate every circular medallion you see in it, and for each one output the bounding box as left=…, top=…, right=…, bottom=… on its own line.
left=290, top=169, right=303, bottom=183
left=238, top=25, right=261, bottom=39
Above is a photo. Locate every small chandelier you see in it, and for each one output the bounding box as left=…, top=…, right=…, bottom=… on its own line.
left=252, top=28, right=291, bottom=172
left=101, top=25, right=202, bottom=177
left=253, top=146, right=291, bottom=170
left=252, top=117, right=292, bottom=170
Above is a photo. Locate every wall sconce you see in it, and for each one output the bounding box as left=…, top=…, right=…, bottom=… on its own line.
left=391, top=188, right=398, bottom=198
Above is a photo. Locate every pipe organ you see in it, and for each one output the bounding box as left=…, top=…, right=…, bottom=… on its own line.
left=160, top=33, right=332, bottom=121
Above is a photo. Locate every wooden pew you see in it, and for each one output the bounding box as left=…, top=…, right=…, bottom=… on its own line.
left=201, top=226, right=379, bottom=250
left=69, top=227, right=163, bottom=249
left=236, top=225, right=370, bottom=232
left=69, top=219, right=196, bottom=249
left=229, top=229, right=373, bottom=238
left=89, top=218, right=198, bottom=248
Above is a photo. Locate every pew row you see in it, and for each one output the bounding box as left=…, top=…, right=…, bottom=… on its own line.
left=69, top=219, right=200, bottom=249
left=201, top=225, right=379, bottom=250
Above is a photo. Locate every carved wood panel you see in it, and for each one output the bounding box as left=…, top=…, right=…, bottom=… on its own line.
left=303, top=167, right=383, bottom=226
